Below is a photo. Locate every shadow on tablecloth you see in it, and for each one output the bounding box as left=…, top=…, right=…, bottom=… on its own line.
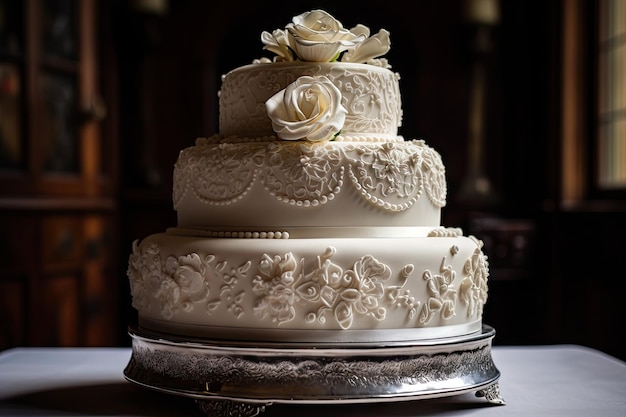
left=1, top=381, right=500, bottom=417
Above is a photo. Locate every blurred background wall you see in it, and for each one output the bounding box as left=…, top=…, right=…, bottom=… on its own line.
left=1, top=0, right=625, bottom=360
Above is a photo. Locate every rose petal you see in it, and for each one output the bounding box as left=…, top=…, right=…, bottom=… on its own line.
left=261, top=29, right=294, bottom=61
left=343, top=29, right=391, bottom=63
left=291, top=39, right=345, bottom=63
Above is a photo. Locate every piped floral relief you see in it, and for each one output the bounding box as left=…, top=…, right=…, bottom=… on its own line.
left=173, top=141, right=264, bottom=206
left=128, top=240, right=489, bottom=329
left=173, top=138, right=447, bottom=210
left=418, top=257, right=458, bottom=325
left=459, top=237, right=490, bottom=318
left=128, top=241, right=210, bottom=319
left=218, top=62, right=402, bottom=139
left=128, top=240, right=249, bottom=320
left=252, top=247, right=397, bottom=329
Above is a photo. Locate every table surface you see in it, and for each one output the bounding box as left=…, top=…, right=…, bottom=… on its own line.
left=0, top=344, right=625, bottom=417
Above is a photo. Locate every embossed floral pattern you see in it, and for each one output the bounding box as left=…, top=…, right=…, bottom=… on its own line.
left=263, top=141, right=343, bottom=204
left=173, top=141, right=264, bottom=205
left=251, top=247, right=394, bottom=329
left=219, top=64, right=402, bottom=138
left=128, top=242, right=248, bottom=320
left=420, top=142, right=447, bottom=207
left=128, top=241, right=211, bottom=319
left=129, top=241, right=489, bottom=330
left=251, top=253, right=298, bottom=324
left=346, top=142, right=423, bottom=210
left=459, top=237, right=489, bottom=318
left=173, top=138, right=445, bottom=211
left=418, top=258, right=458, bottom=325
left=371, top=143, right=420, bottom=197
left=165, top=253, right=210, bottom=311
left=128, top=240, right=150, bottom=310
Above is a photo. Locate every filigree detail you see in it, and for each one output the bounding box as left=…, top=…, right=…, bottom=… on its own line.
left=208, top=256, right=251, bottom=319
left=173, top=138, right=446, bottom=212
left=128, top=242, right=250, bottom=320
left=219, top=63, right=402, bottom=138
left=173, top=141, right=265, bottom=206
left=262, top=141, right=344, bottom=205
left=386, top=264, right=420, bottom=320
left=420, top=142, right=447, bottom=207
left=476, top=383, right=506, bottom=405
left=346, top=142, right=422, bottom=210
left=196, top=400, right=268, bottom=417
left=252, top=247, right=398, bottom=329
left=332, top=69, right=396, bottom=133
left=418, top=257, right=458, bottom=325
left=251, top=252, right=298, bottom=324
left=125, top=326, right=504, bottom=413
left=129, top=340, right=496, bottom=390
left=128, top=241, right=212, bottom=319
left=459, top=237, right=490, bottom=318
left=128, top=242, right=487, bottom=328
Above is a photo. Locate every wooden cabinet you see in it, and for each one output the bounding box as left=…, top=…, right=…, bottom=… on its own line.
left=0, top=0, right=119, bottom=348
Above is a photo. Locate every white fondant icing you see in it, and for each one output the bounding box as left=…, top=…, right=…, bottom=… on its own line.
left=127, top=10, right=492, bottom=344
left=219, top=62, right=402, bottom=139
left=128, top=233, right=489, bottom=342
left=173, top=137, right=446, bottom=229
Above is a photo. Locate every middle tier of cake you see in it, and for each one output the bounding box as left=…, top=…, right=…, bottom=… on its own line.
left=173, top=137, right=447, bottom=229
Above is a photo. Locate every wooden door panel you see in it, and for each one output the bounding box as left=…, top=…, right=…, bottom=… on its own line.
left=0, top=278, right=26, bottom=348
left=32, top=274, right=79, bottom=346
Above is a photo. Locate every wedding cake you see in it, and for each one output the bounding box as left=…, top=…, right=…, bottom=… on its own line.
left=127, top=9, right=490, bottom=345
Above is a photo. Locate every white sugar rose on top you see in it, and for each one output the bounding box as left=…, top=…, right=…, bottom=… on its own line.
left=265, top=75, right=347, bottom=142
left=285, top=9, right=365, bottom=62
left=260, top=10, right=392, bottom=66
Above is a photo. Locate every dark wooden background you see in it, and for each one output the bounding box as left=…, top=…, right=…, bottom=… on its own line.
left=1, top=0, right=624, bottom=361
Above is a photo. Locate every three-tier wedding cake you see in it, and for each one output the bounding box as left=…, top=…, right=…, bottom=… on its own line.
left=126, top=9, right=490, bottom=345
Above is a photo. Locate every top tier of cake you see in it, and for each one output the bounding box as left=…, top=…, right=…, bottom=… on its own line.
left=219, top=62, right=402, bottom=141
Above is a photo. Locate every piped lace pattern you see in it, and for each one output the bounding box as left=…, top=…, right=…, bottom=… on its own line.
left=173, top=137, right=447, bottom=211
left=219, top=63, right=402, bottom=138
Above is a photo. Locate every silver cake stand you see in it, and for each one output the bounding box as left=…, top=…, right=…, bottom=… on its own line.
left=124, top=325, right=505, bottom=417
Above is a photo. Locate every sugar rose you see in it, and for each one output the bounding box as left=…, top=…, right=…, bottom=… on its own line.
left=265, top=75, right=347, bottom=142
left=260, top=10, right=391, bottom=66
left=286, top=9, right=364, bottom=62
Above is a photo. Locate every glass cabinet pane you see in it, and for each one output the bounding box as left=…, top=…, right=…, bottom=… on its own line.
left=597, top=0, right=626, bottom=189
left=41, top=72, right=79, bottom=173
left=0, top=63, right=22, bottom=170
left=40, top=0, right=76, bottom=60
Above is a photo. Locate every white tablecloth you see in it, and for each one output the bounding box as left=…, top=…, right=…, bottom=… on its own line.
left=0, top=345, right=625, bottom=416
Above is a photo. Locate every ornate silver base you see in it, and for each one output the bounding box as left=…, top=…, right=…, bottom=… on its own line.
left=124, top=325, right=505, bottom=416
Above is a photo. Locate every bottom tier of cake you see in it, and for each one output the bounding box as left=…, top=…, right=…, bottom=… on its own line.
left=127, top=227, right=490, bottom=343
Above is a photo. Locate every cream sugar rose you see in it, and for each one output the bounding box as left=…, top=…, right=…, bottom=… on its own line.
left=127, top=9, right=490, bottom=344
